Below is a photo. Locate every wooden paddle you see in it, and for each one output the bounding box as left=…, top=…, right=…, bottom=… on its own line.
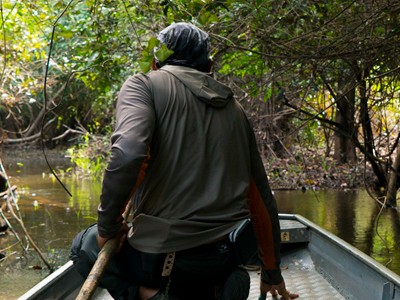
left=75, top=237, right=118, bottom=300
left=75, top=201, right=132, bottom=300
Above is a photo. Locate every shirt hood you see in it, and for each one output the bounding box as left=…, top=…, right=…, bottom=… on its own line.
left=160, top=65, right=233, bottom=108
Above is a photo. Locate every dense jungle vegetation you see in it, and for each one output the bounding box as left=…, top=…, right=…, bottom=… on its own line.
left=1, top=0, right=400, bottom=206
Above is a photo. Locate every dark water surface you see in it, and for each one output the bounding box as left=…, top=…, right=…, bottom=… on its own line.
left=0, top=150, right=399, bottom=299
left=276, top=189, right=400, bottom=273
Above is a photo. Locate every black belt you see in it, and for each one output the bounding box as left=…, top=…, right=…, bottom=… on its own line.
left=179, top=236, right=232, bottom=255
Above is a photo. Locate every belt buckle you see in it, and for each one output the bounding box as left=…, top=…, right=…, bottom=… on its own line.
left=218, top=241, right=229, bottom=254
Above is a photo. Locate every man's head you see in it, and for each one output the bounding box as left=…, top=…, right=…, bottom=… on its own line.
left=155, top=22, right=211, bottom=72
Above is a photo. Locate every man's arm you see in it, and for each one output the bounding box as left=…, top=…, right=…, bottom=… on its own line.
left=246, top=120, right=298, bottom=299
left=97, top=74, right=155, bottom=241
left=246, top=121, right=282, bottom=284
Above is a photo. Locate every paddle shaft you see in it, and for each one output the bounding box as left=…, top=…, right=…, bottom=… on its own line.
left=76, top=201, right=132, bottom=300
left=75, top=237, right=118, bottom=300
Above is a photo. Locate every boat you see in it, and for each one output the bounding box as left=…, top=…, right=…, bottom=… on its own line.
left=18, top=214, right=400, bottom=300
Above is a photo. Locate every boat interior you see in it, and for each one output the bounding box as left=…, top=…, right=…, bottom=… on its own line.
left=18, top=214, right=400, bottom=300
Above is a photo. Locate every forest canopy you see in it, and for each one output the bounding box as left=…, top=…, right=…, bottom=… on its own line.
left=1, top=0, right=400, bottom=204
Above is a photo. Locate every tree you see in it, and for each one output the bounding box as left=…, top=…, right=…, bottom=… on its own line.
left=386, top=145, right=400, bottom=207
left=2, top=0, right=400, bottom=198
left=0, top=0, right=161, bottom=145
left=203, top=0, right=400, bottom=194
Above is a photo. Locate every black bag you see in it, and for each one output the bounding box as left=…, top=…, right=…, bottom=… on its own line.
left=229, top=219, right=259, bottom=266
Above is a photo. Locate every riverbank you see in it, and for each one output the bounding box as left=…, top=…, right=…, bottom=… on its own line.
left=265, top=152, right=375, bottom=191
left=0, top=146, right=375, bottom=191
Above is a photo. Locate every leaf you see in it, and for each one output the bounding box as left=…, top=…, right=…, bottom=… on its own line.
left=137, top=50, right=153, bottom=73
left=59, top=31, right=74, bottom=39
left=147, top=37, right=160, bottom=52
left=137, top=38, right=173, bottom=72
left=154, top=44, right=174, bottom=62
left=138, top=61, right=151, bottom=73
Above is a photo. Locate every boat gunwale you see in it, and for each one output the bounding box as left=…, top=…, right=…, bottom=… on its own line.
left=280, top=213, right=400, bottom=286
left=18, top=260, right=76, bottom=300
left=18, top=213, right=400, bottom=299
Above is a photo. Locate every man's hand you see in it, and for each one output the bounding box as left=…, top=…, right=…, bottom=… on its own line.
left=260, top=280, right=299, bottom=299
left=96, top=221, right=129, bottom=252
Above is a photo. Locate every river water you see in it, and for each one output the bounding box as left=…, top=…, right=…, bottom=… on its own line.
left=0, top=150, right=399, bottom=299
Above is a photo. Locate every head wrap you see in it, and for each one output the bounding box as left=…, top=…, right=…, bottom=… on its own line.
left=156, top=22, right=211, bottom=72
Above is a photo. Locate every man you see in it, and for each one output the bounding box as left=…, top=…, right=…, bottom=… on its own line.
left=73, top=22, right=298, bottom=300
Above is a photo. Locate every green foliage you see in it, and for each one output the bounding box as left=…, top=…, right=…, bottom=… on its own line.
left=2, top=0, right=400, bottom=186
left=66, top=133, right=110, bottom=178
left=138, top=37, right=174, bottom=73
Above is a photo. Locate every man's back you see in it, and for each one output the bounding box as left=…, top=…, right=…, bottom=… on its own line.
left=128, top=65, right=253, bottom=253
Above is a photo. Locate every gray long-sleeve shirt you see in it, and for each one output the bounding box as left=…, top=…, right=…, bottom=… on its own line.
left=97, top=65, right=283, bottom=284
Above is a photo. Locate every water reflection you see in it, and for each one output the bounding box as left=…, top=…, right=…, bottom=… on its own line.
left=275, top=189, right=400, bottom=273
left=5, top=174, right=101, bottom=252
left=0, top=171, right=102, bottom=298
left=5, top=179, right=400, bottom=275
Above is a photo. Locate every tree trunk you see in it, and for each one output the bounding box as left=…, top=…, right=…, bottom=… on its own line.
left=386, top=146, right=400, bottom=207
left=357, top=69, right=387, bottom=188
left=333, top=73, right=356, bottom=163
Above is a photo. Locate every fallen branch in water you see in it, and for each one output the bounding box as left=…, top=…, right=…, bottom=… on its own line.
left=0, top=241, right=20, bottom=253
left=0, top=187, right=27, bottom=252
left=6, top=189, right=54, bottom=272
left=0, top=158, right=54, bottom=272
left=0, top=251, right=17, bottom=264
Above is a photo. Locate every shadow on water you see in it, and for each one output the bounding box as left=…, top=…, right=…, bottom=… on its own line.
left=1, top=150, right=400, bottom=298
